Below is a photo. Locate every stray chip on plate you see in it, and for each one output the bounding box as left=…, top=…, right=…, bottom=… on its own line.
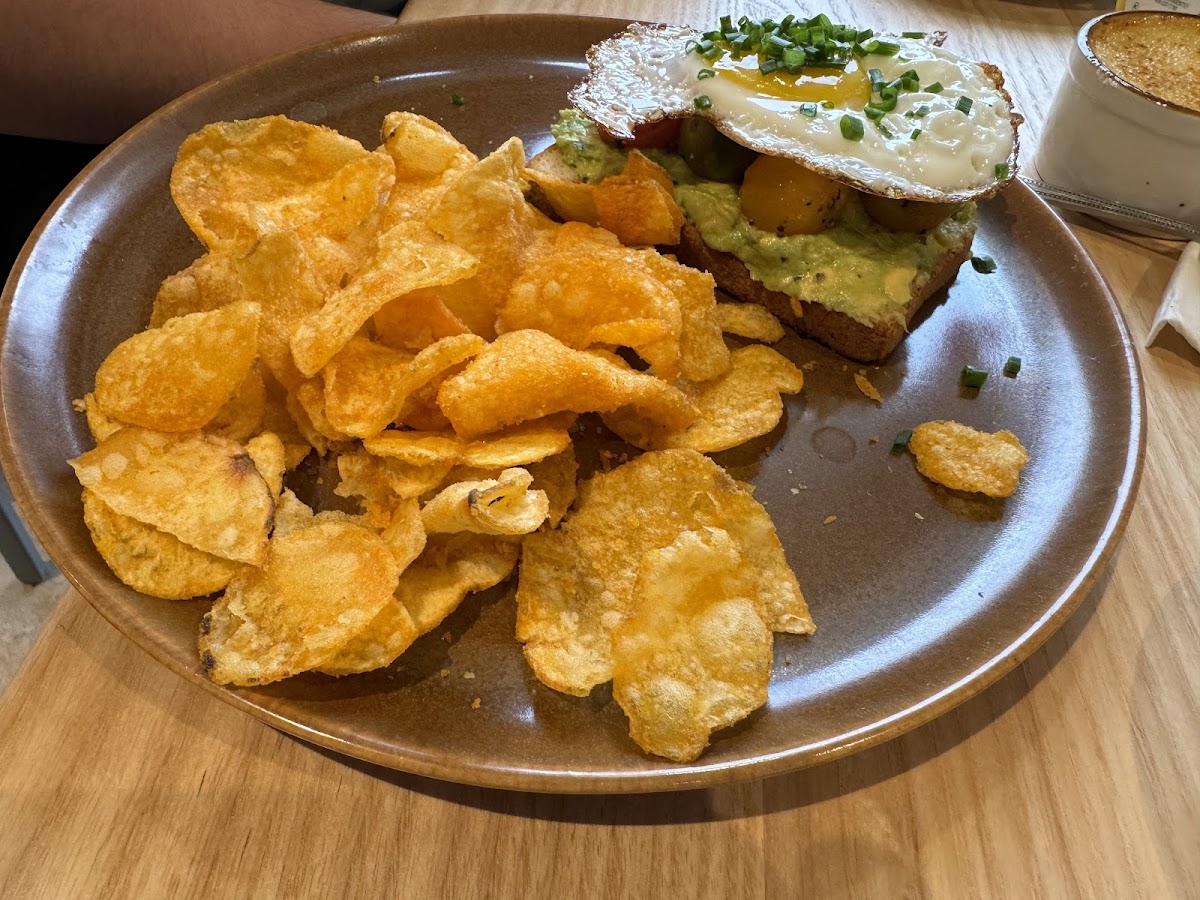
left=909, top=420, right=1029, bottom=497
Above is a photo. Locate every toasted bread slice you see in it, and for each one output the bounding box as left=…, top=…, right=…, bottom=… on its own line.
left=526, top=145, right=976, bottom=363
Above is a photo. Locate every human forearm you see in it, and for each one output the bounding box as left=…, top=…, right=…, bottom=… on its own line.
left=0, top=0, right=394, bottom=142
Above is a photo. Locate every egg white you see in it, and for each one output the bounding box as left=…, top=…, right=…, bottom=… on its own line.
left=570, top=24, right=1019, bottom=201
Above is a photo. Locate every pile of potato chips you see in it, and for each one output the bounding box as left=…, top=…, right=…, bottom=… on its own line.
left=69, top=112, right=810, bottom=762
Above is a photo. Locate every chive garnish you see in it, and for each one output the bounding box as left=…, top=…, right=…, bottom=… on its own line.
left=905, top=104, right=930, bottom=118
left=892, top=429, right=913, bottom=453
left=1004, top=356, right=1022, bottom=377
left=926, top=81, right=944, bottom=93
left=971, top=255, right=998, bottom=274
left=450, top=93, right=465, bottom=106
left=864, top=106, right=885, bottom=121
left=877, top=121, right=895, bottom=138
left=868, top=68, right=885, bottom=92
left=840, top=114, right=865, bottom=140
left=995, top=162, right=1011, bottom=179
left=961, top=366, right=989, bottom=389
left=821, top=100, right=836, bottom=109
left=798, top=102, right=819, bottom=118
left=694, top=95, right=713, bottom=110
left=872, top=40, right=901, bottom=55
left=956, top=96, right=974, bottom=114
left=902, top=30, right=926, bottom=38
left=911, top=128, right=921, bottom=139
left=697, top=68, right=716, bottom=79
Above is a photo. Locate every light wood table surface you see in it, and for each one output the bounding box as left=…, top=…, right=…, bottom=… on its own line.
left=3, top=1, right=1198, bottom=897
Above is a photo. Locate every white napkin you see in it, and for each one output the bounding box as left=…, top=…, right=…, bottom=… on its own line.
left=1146, top=242, right=1200, bottom=352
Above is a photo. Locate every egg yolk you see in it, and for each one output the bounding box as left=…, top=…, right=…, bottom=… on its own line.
left=711, top=55, right=871, bottom=107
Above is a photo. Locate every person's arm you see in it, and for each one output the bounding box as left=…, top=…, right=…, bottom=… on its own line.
left=0, top=0, right=396, bottom=143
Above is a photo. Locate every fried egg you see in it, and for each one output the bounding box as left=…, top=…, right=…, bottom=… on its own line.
left=569, top=23, right=1021, bottom=202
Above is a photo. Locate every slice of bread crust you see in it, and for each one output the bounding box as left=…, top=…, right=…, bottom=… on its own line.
left=526, top=145, right=976, bottom=363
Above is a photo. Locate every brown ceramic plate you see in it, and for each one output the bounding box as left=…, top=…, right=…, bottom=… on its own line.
left=0, top=16, right=1143, bottom=793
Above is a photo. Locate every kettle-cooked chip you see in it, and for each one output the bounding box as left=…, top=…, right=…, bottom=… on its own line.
left=82, top=489, right=242, bottom=600
left=498, top=222, right=684, bottom=379
left=524, top=166, right=600, bottom=225
left=171, top=116, right=394, bottom=254
left=379, top=112, right=478, bottom=227
left=199, top=521, right=399, bottom=685
left=317, top=597, right=421, bottom=677
left=714, top=302, right=786, bottom=343
left=335, top=449, right=453, bottom=504
left=399, top=533, right=520, bottom=635
left=437, top=330, right=698, bottom=440
left=79, top=393, right=123, bottom=443
left=94, top=301, right=259, bottom=432
left=364, top=417, right=572, bottom=469
left=290, top=220, right=480, bottom=377
left=910, top=420, right=1029, bottom=497
left=517, top=449, right=810, bottom=696
left=426, top=138, right=558, bottom=338
left=603, top=345, right=803, bottom=452
left=593, top=150, right=685, bottom=247
left=69, top=428, right=273, bottom=565
left=613, top=528, right=772, bottom=762
left=421, top=467, right=549, bottom=536
left=245, top=431, right=286, bottom=497
left=322, top=333, right=486, bottom=439
left=526, top=446, right=578, bottom=528
left=205, top=366, right=266, bottom=445
left=374, top=288, right=471, bottom=351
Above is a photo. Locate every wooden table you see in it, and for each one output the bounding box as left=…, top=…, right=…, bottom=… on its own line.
left=3, top=1, right=1197, bottom=896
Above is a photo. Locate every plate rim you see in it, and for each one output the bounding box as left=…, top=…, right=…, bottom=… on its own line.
left=0, top=15, right=1146, bottom=793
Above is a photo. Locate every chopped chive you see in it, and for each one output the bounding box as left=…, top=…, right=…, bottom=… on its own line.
left=720, top=14, right=733, bottom=31
left=926, top=81, right=944, bottom=93
left=872, top=40, right=901, bottom=55
left=910, top=128, right=921, bottom=139
left=956, top=95, right=974, bottom=114
left=840, top=114, right=865, bottom=140
left=852, top=42, right=868, bottom=57
left=995, top=161, right=1011, bottom=179
left=905, top=104, right=930, bottom=118
left=892, top=429, right=913, bottom=453
left=868, top=67, right=885, bottom=92
left=971, top=255, right=998, bottom=274
left=697, top=68, right=716, bottom=79
left=798, top=102, right=819, bottom=117
left=693, top=94, right=713, bottom=110
left=782, top=47, right=807, bottom=69
left=856, top=28, right=874, bottom=41
left=864, top=105, right=885, bottom=121
left=961, top=366, right=989, bottom=389
left=821, top=100, right=836, bottom=109
left=450, top=93, right=465, bottom=106
left=877, top=121, right=895, bottom=138
left=1004, top=356, right=1022, bottom=377
left=902, top=30, right=926, bottom=38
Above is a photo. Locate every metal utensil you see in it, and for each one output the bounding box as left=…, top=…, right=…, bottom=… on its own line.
left=1019, top=175, right=1200, bottom=242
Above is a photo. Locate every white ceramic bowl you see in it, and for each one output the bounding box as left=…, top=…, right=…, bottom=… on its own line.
left=1035, top=11, right=1200, bottom=235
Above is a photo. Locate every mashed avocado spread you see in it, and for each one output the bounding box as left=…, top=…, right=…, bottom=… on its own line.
left=549, top=110, right=977, bottom=328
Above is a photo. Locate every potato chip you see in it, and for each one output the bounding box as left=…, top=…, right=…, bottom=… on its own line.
left=335, top=449, right=452, bottom=504
left=526, top=446, right=578, bottom=527
left=324, top=333, right=487, bottom=439
left=149, top=253, right=237, bottom=328
left=426, top=138, right=558, bottom=338
left=260, top=382, right=312, bottom=470
left=284, top=385, right=329, bottom=456
left=273, top=489, right=365, bottom=537
left=317, top=597, right=421, bottom=676
left=910, top=420, right=1029, bottom=498
left=517, top=449, right=810, bottom=696
left=82, top=489, right=242, bottom=600
left=245, top=432, right=286, bottom=497
left=69, top=428, right=273, bottom=565
left=94, top=301, right=259, bottom=432
left=421, top=467, right=548, bottom=536
left=498, top=222, right=684, bottom=378
left=290, top=220, right=480, bottom=377
left=379, top=112, right=477, bottom=227
left=292, top=378, right=351, bottom=445
left=374, top=288, right=470, bottom=351
left=398, top=533, right=520, bottom=635
left=79, top=393, right=123, bottom=442
left=205, top=366, right=266, bottom=444
left=603, top=345, right=804, bottom=452
left=714, top=302, right=786, bottom=343
left=321, top=336, right=414, bottom=438
left=379, top=498, right=427, bottom=572
left=641, top=251, right=730, bottom=383
left=524, top=166, right=599, bottom=225
left=854, top=371, right=883, bottom=403
left=438, top=330, right=697, bottom=440
left=613, top=527, right=772, bottom=762
left=199, top=521, right=399, bottom=685
left=171, top=116, right=394, bottom=254
left=363, top=417, right=572, bottom=469
left=593, top=150, right=685, bottom=246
